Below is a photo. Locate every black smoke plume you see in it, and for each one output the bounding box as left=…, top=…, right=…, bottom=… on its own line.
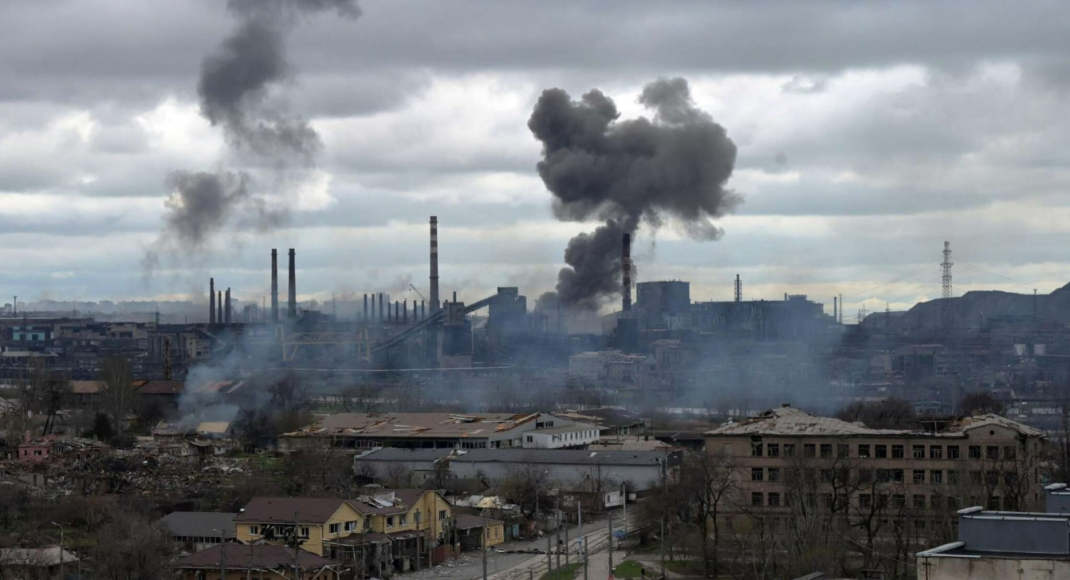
left=529, top=78, right=739, bottom=310
left=145, top=0, right=359, bottom=270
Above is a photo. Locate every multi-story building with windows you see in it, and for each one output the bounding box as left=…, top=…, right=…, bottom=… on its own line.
left=705, top=405, right=1047, bottom=537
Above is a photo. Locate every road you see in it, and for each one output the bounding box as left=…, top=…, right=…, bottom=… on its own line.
left=403, top=511, right=629, bottom=580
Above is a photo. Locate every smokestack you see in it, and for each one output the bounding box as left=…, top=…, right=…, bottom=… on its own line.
left=217, top=291, right=223, bottom=323
left=363, top=294, right=368, bottom=320
left=224, top=288, right=231, bottom=323
left=379, top=293, right=384, bottom=321
left=833, top=297, right=838, bottom=322
left=287, top=248, right=296, bottom=319
left=622, top=233, right=632, bottom=313
left=430, top=216, right=440, bottom=312
left=421, top=300, right=425, bottom=319
left=210, top=278, right=216, bottom=324
left=271, top=249, right=279, bottom=322
left=839, top=293, right=843, bottom=324
left=403, top=300, right=408, bottom=323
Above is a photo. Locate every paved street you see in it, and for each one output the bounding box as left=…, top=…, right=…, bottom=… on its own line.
left=403, top=511, right=629, bottom=580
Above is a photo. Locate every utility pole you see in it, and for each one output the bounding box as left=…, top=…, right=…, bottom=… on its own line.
left=546, top=534, right=553, bottom=573
left=482, top=510, right=488, bottom=580
left=565, top=514, right=570, bottom=566
left=556, top=509, right=561, bottom=570
left=52, top=523, right=64, bottom=580
left=607, top=516, right=614, bottom=578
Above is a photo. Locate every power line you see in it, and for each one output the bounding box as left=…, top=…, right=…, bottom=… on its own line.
left=956, top=259, right=1050, bottom=293
left=844, top=262, right=940, bottom=301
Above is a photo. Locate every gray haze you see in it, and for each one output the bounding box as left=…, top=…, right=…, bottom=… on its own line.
left=530, top=78, right=739, bottom=309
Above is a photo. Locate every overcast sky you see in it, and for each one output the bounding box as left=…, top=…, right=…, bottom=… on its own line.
left=2, top=0, right=1069, bottom=315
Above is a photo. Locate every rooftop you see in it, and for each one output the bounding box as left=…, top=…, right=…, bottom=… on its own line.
left=173, top=544, right=336, bottom=571
left=449, top=448, right=668, bottom=466
left=282, top=412, right=540, bottom=439
left=0, top=547, right=79, bottom=567
left=157, top=512, right=237, bottom=538
left=707, top=406, right=1042, bottom=438
left=530, top=423, right=598, bottom=435
left=235, top=498, right=350, bottom=524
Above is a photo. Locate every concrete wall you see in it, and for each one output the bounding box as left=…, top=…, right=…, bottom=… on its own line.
left=449, top=460, right=662, bottom=489
left=917, top=555, right=1070, bottom=580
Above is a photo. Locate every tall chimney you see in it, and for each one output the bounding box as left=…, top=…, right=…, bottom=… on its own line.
left=379, top=293, right=384, bottom=321
left=363, top=294, right=368, bottom=320
left=622, top=232, right=632, bottom=313
left=217, top=291, right=223, bottom=324
left=209, top=278, right=216, bottom=324
left=833, top=297, right=838, bottom=322
left=224, top=288, right=231, bottom=324
left=430, top=216, right=440, bottom=312
left=287, top=249, right=296, bottom=319
left=271, top=249, right=279, bottom=322
left=403, top=300, right=408, bottom=323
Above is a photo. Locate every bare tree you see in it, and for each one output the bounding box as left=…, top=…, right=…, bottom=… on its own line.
left=679, top=448, right=738, bottom=579
left=98, top=355, right=136, bottom=438
left=16, top=357, right=69, bottom=435
left=90, top=510, right=177, bottom=580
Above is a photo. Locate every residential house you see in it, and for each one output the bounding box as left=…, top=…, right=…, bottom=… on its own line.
left=234, top=498, right=364, bottom=557
left=157, top=511, right=237, bottom=553
left=172, top=544, right=339, bottom=580
left=0, top=547, right=79, bottom=580
left=18, top=432, right=55, bottom=462
left=453, top=514, right=505, bottom=551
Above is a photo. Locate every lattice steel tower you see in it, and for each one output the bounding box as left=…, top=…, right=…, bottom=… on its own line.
left=941, top=241, right=954, bottom=328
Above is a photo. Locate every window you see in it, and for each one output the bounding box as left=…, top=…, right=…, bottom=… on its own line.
left=892, top=494, right=905, bottom=508
left=751, top=492, right=764, bottom=506
left=913, top=445, right=925, bottom=459
left=969, top=471, right=982, bottom=484
left=820, top=443, right=833, bottom=458
left=913, top=495, right=926, bottom=509
left=386, top=517, right=395, bottom=528
left=821, top=469, right=833, bottom=483
left=858, top=444, right=871, bottom=458
left=931, top=495, right=944, bottom=510
left=768, top=468, right=781, bottom=482
left=821, top=493, right=834, bottom=508
left=932, top=470, right=944, bottom=484
left=414, top=511, right=422, bottom=525
left=345, top=521, right=357, bottom=532
left=947, top=446, right=960, bottom=460
left=250, top=526, right=260, bottom=535
left=751, top=468, right=764, bottom=482
left=859, top=494, right=872, bottom=508
left=892, top=445, right=904, bottom=459
left=329, top=523, right=340, bottom=535
left=969, top=445, right=981, bottom=459
left=439, top=510, right=446, bottom=520
left=767, top=443, right=780, bottom=457
left=892, top=469, right=904, bottom=483
left=877, top=469, right=891, bottom=483
left=948, top=496, right=960, bottom=510
left=837, top=443, right=849, bottom=458
left=1003, top=446, right=1017, bottom=460
left=299, top=527, right=310, bottom=538
left=875, top=444, right=888, bottom=458
left=986, top=470, right=999, bottom=486
left=914, top=519, right=927, bottom=531
left=803, top=444, right=816, bottom=457
left=751, top=442, right=764, bottom=457
left=859, top=469, right=873, bottom=483
left=986, top=446, right=999, bottom=460
left=768, top=492, right=781, bottom=507
left=930, top=446, right=943, bottom=460
left=913, top=470, right=925, bottom=484
left=784, top=444, right=796, bottom=457
left=526, top=436, right=533, bottom=443
left=948, top=470, right=960, bottom=485
left=400, top=514, right=408, bottom=525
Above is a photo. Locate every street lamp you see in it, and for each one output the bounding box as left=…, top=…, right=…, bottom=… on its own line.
left=51, top=522, right=64, bottom=580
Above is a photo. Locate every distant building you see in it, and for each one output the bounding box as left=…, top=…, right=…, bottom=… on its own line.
left=522, top=423, right=600, bottom=449
left=279, top=412, right=570, bottom=452
left=156, top=511, right=237, bottom=552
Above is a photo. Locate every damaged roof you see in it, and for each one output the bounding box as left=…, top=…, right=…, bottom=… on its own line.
left=173, top=544, right=336, bottom=571
left=707, top=406, right=1044, bottom=438
left=282, top=412, right=540, bottom=439
left=235, top=498, right=351, bottom=524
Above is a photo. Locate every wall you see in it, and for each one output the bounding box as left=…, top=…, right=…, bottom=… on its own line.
left=917, top=555, right=1070, bottom=580
left=235, top=503, right=366, bottom=557
left=449, top=460, right=662, bottom=490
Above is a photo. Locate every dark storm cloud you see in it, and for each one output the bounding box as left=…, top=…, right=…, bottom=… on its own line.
left=530, top=78, right=739, bottom=309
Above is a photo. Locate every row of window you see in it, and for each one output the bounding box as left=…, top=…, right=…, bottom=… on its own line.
left=749, top=491, right=1015, bottom=511
left=247, top=510, right=448, bottom=539
left=751, top=441, right=1017, bottom=461
left=749, top=466, right=1021, bottom=486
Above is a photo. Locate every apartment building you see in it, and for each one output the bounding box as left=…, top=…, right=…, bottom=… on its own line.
left=705, top=405, right=1047, bottom=533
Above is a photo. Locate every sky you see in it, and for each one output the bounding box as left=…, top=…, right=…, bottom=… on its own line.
left=2, top=0, right=1070, bottom=316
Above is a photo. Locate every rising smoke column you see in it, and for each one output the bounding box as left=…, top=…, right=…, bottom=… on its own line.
left=145, top=0, right=360, bottom=267
left=528, top=78, right=740, bottom=310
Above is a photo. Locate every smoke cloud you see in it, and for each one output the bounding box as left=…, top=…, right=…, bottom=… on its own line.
left=145, top=0, right=360, bottom=271
left=529, top=77, right=739, bottom=309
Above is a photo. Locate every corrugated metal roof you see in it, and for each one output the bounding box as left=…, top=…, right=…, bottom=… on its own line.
left=706, top=407, right=1044, bottom=438
left=157, top=512, right=237, bottom=538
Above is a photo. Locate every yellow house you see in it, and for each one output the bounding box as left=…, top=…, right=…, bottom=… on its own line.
left=454, top=513, right=506, bottom=549
left=234, top=498, right=369, bottom=556
left=350, top=489, right=452, bottom=540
